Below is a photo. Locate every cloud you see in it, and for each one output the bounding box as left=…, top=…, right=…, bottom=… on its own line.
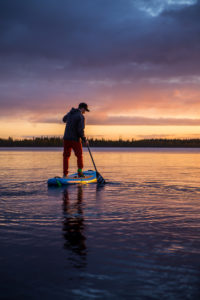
left=14, top=112, right=200, bottom=127
left=1, top=0, right=200, bottom=69
left=137, top=0, right=197, bottom=17
left=88, top=115, right=200, bottom=126
left=1, top=0, right=200, bottom=125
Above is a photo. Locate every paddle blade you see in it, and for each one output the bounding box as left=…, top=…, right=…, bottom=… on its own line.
left=96, top=171, right=106, bottom=184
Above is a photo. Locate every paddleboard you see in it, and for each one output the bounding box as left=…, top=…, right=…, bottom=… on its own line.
left=47, top=170, right=97, bottom=186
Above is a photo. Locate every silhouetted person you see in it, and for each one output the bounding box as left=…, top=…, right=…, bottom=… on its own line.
left=63, top=103, right=90, bottom=178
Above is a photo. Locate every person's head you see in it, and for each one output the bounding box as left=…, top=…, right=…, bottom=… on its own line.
left=78, top=102, right=90, bottom=114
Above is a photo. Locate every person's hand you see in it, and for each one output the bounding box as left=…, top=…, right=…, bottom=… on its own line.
left=85, top=139, right=89, bottom=146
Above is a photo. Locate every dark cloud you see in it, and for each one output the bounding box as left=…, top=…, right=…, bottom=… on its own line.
left=1, top=0, right=200, bottom=68
left=0, top=0, right=200, bottom=122
left=0, top=0, right=134, bottom=63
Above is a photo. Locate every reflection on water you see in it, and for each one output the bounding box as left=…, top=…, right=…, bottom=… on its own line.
left=0, top=148, right=200, bottom=299
left=62, top=186, right=87, bottom=269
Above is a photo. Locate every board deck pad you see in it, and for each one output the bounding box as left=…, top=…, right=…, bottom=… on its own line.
left=47, top=170, right=97, bottom=186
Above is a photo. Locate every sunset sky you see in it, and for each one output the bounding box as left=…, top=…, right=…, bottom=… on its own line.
left=1, top=0, right=200, bottom=140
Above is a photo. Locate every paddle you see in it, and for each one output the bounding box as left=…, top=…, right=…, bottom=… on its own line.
left=87, top=143, right=106, bottom=184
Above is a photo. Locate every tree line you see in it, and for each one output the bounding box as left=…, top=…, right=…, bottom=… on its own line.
left=1, top=137, right=200, bottom=147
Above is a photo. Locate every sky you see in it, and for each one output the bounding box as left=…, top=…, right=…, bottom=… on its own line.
left=0, top=0, right=200, bottom=140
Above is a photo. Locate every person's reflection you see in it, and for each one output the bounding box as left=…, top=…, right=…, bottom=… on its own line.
left=62, top=185, right=87, bottom=268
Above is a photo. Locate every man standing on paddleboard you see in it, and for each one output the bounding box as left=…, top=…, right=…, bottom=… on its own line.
left=63, top=102, right=89, bottom=178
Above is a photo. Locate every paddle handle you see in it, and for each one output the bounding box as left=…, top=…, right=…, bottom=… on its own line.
left=87, top=144, right=98, bottom=173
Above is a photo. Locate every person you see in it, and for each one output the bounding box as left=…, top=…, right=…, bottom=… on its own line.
left=63, top=102, right=90, bottom=178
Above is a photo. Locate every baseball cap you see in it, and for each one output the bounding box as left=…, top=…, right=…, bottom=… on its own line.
left=78, top=102, right=90, bottom=112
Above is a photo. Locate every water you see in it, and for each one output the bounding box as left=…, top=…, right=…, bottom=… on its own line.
left=0, top=148, right=200, bottom=299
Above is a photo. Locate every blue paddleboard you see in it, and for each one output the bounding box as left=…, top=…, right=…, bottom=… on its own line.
left=47, top=170, right=97, bottom=186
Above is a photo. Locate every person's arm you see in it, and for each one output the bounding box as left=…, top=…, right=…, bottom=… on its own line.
left=63, top=113, right=69, bottom=123
left=77, top=116, right=86, bottom=142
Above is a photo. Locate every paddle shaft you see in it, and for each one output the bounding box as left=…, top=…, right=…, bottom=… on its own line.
left=87, top=144, right=98, bottom=174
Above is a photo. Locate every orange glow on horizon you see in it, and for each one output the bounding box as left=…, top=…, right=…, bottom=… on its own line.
left=86, top=125, right=200, bottom=140
left=1, top=120, right=200, bottom=140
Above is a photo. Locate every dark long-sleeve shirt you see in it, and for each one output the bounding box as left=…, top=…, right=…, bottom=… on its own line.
left=63, top=108, right=86, bottom=142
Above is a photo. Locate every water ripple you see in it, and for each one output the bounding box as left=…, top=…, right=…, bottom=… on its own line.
left=1, top=149, right=200, bottom=299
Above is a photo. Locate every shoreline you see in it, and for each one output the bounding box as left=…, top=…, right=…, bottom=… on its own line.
left=1, top=137, right=200, bottom=148
left=1, top=147, right=200, bottom=153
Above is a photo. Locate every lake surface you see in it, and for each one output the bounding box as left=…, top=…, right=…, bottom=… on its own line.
left=0, top=148, right=200, bottom=299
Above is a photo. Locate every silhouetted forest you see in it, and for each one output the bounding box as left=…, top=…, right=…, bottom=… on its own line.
left=1, top=137, right=200, bottom=147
